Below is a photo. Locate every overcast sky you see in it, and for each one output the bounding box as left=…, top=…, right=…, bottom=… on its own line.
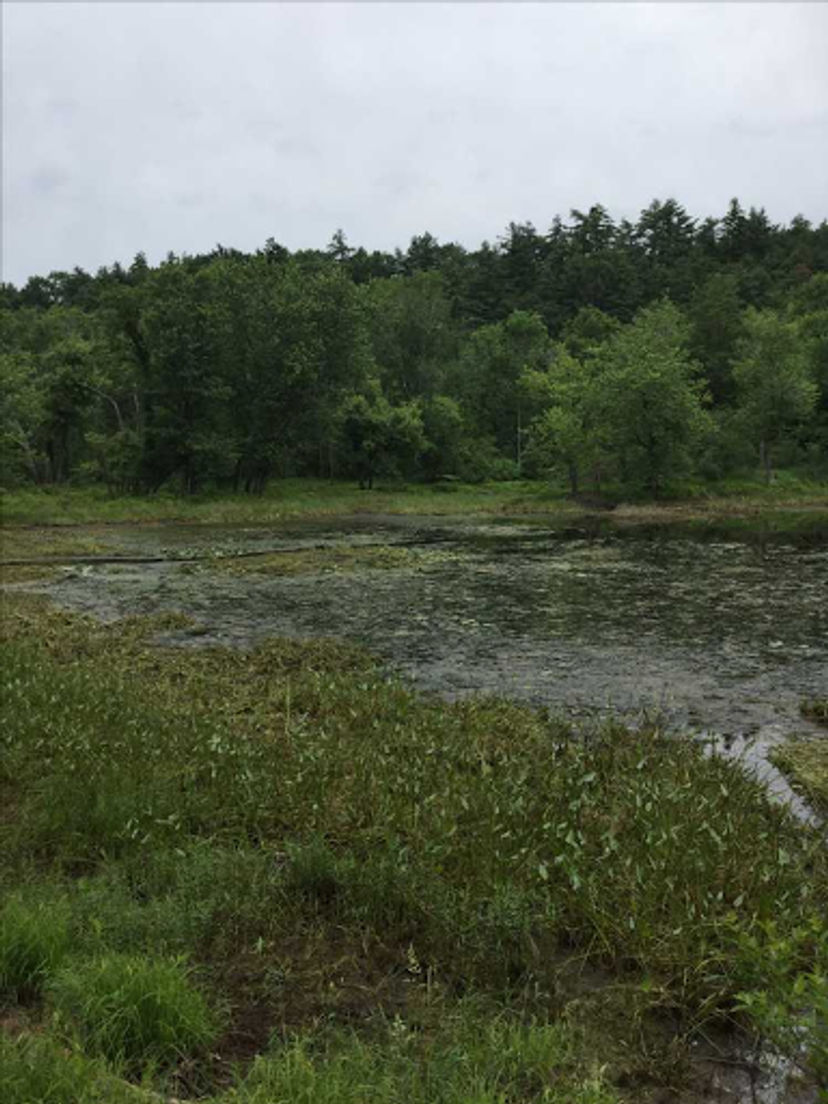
left=3, top=2, right=827, bottom=287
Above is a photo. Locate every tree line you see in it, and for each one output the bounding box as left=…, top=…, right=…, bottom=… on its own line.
left=1, top=198, right=826, bottom=495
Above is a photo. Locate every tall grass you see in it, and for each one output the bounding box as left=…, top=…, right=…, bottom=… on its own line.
left=225, top=1012, right=619, bottom=1104
left=1, top=593, right=826, bottom=1094
left=48, top=953, right=219, bottom=1073
left=0, top=896, right=70, bottom=999
left=0, top=1033, right=136, bottom=1104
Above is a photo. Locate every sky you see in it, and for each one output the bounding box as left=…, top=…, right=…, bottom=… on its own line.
left=3, top=1, right=827, bottom=287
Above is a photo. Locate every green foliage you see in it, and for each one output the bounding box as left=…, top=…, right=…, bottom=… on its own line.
left=591, top=301, right=712, bottom=494
left=2, top=600, right=826, bottom=1012
left=0, top=895, right=70, bottom=999
left=48, top=953, right=219, bottom=1071
left=3, top=200, right=827, bottom=498
left=732, top=918, right=828, bottom=1084
left=232, top=1014, right=619, bottom=1103
left=337, top=387, right=425, bottom=487
left=1, top=593, right=828, bottom=1092
left=523, top=346, right=606, bottom=493
left=686, top=272, right=745, bottom=404
left=420, top=394, right=466, bottom=481
left=0, top=1033, right=135, bottom=1104
left=366, top=271, right=457, bottom=402
left=456, top=310, right=551, bottom=470
left=559, top=305, right=621, bottom=359
left=733, top=308, right=819, bottom=483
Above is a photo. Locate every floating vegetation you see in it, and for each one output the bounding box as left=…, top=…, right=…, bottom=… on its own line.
left=801, top=698, right=828, bottom=726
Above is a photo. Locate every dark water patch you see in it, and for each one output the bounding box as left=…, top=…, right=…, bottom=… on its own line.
left=6, top=514, right=827, bottom=820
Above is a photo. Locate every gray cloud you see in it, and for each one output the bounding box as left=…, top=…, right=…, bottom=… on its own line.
left=3, top=1, right=827, bottom=285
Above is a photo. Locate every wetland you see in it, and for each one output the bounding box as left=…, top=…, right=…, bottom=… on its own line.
left=8, top=510, right=827, bottom=815
left=2, top=496, right=828, bottom=1104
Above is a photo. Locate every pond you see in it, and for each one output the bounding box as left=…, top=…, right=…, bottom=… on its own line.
left=11, top=512, right=828, bottom=818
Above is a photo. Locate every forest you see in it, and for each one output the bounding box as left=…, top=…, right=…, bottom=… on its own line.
left=2, top=197, right=827, bottom=497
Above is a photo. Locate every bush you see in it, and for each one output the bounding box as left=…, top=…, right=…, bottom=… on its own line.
left=0, top=895, right=70, bottom=999
left=48, top=953, right=219, bottom=1071
left=487, top=457, right=522, bottom=482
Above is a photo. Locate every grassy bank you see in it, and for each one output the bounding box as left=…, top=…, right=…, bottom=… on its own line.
left=1, top=593, right=827, bottom=1101
left=2, top=472, right=828, bottom=528
left=769, top=702, right=828, bottom=820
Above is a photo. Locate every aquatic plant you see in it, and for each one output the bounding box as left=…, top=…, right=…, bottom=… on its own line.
left=1, top=593, right=826, bottom=1097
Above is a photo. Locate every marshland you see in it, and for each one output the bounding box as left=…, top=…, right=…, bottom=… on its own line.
left=2, top=194, right=828, bottom=1102
left=2, top=480, right=827, bottom=1103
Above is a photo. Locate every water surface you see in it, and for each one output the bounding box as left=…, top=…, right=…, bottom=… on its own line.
left=12, top=513, right=828, bottom=817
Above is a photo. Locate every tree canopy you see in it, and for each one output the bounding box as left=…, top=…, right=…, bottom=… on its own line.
left=1, top=197, right=826, bottom=495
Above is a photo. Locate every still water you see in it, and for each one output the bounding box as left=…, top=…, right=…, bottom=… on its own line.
left=15, top=513, right=828, bottom=815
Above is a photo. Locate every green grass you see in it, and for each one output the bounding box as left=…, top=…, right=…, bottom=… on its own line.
left=0, top=1011, right=619, bottom=1104
left=0, top=895, right=70, bottom=1000
left=770, top=737, right=828, bottom=816
left=1, top=593, right=826, bottom=1098
left=0, top=479, right=574, bottom=526
left=48, top=953, right=219, bottom=1073
left=217, top=1012, right=619, bottom=1104
left=0, top=1033, right=137, bottom=1104
left=2, top=473, right=826, bottom=527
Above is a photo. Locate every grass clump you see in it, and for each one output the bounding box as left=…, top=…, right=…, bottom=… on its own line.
left=801, top=697, right=828, bottom=726
left=0, top=895, right=70, bottom=1000
left=770, top=737, right=828, bottom=816
left=48, top=952, right=219, bottom=1072
left=0, top=1032, right=136, bottom=1104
